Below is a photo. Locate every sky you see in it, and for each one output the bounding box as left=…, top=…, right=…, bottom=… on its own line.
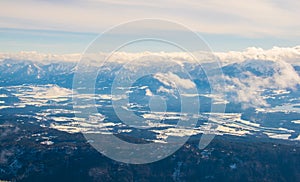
left=0, top=0, right=299, bottom=53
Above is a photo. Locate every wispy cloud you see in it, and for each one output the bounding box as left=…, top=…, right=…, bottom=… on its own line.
left=0, top=0, right=299, bottom=38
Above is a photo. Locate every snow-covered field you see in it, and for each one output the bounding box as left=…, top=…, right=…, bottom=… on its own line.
left=0, top=84, right=299, bottom=143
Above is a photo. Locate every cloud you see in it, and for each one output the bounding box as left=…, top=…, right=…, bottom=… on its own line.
left=223, top=59, right=300, bottom=108
left=157, top=86, right=175, bottom=95
left=0, top=0, right=299, bottom=38
left=154, top=72, right=196, bottom=90
left=216, top=46, right=300, bottom=65
left=1, top=46, right=299, bottom=65
left=1, top=46, right=300, bottom=108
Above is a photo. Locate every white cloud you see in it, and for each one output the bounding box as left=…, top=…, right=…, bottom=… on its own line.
left=0, top=0, right=299, bottom=38
left=154, top=72, right=196, bottom=90
left=223, top=59, right=300, bottom=108
left=216, top=46, right=300, bottom=65
left=1, top=46, right=299, bottom=65
left=1, top=46, right=300, bottom=108
left=157, top=86, right=175, bottom=95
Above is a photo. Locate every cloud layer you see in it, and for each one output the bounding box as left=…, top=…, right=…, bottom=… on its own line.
left=216, top=46, right=300, bottom=65
left=1, top=0, right=300, bottom=38
left=1, top=46, right=299, bottom=64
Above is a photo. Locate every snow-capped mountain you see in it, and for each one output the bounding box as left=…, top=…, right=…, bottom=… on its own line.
left=0, top=59, right=75, bottom=87
left=222, top=59, right=296, bottom=77
left=0, top=56, right=299, bottom=109
left=0, top=54, right=300, bottom=144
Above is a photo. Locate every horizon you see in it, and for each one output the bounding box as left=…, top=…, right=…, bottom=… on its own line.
left=1, top=0, right=300, bottom=54
left=1, top=27, right=299, bottom=54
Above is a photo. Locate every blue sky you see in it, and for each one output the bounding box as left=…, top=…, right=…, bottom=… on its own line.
left=0, top=0, right=299, bottom=53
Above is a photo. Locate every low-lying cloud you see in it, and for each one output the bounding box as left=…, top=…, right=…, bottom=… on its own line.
left=0, top=46, right=300, bottom=108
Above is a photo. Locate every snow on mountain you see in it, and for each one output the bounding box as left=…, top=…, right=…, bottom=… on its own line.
left=32, top=85, right=73, bottom=99
left=0, top=51, right=81, bottom=63
left=0, top=46, right=299, bottom=65
left=215, top=46, right=300, bottom=65
left=0, top=46, right=299, bottom=108
left=222, top=59, right=300, bottom=107
left=0, top=59, right=76, bottom=87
